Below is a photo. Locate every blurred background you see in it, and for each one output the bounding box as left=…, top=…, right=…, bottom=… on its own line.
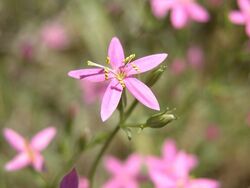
left=0, top=0, right=250, bottom=187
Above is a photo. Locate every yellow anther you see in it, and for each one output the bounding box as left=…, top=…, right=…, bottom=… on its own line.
left=124, top=54, right=136, bottom=64
left=104, top=68, right=109, bottom=80
left=131, top=63, right=140, bottom=72
left=119, top=80, right=126, bottom=88
left=106, top=57, right=110, bottom=64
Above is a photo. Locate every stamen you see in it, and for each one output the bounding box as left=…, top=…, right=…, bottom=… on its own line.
left=104, top=68, right=109, bottom=80
left=123, top=54, right=136, bottom=64
left=131, top=63, right=140, bottom=72
left=106, top=57, right=110, bottom=64
left=87, top=61, right=107, bottom=69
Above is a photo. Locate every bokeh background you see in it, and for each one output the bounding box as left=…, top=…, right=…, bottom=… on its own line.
left=0, top=0, right=250, bottom=187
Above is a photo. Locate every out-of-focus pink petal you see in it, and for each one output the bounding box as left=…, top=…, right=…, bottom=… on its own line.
left=239, top=0, right=250, bottom=13
left=126, top=53, right=168, bottom=75
left=229, top=11, right=245, bottom=25
left=171, top=5, right=188, bottom=29
left=125, top=154, right=142, bottom=176
left=101, top=79, right=123, bottom=121
left=149, top=170, right=176, bottom=188
left=187, top=3, right=210, bottom=22
left=124, top=78, right=160, bottom=111
left=104, top=156, right=122, bottom=174
left=31, top=127, right=56, bottom=151
left=5, top=153, right=30, bottom=171
left=3, top=128, right=25, bottom=151
left=123, top=181, right=138, bottom=188
left=108, top=37, right=125, bottom=69
left=162, top=139, right=177, bottom=162
left=151, top=0, right=174, bottom=18
left=32, top=152, right=44, bottom=172
left=79, top=177, right=89, bottom=188
left=68, top=68, right=108, bottom=82
left=246, top=23, right=250, bottom=37
left=188, top=178, right=220, bottom=188
left=146, top=156, right=166, bottom=171
left=174, top=151, right=197, bottom=179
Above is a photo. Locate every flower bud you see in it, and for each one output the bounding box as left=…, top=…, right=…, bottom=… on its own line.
left=146, top=110, right=176, bottom=128
left=146, top=65, right=166, bottom=87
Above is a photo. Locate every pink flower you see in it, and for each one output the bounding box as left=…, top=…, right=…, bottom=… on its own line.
left=150, top=0, right=210, bottom=29
left=146, top=139, right=219, bottom=188
left=205, top=124, right=220, bottom=141
left=3, top=127, right=56, bottom=172
left=79, top=177, right=89, bottom=188
left=146, top=139, right=197, bottom=187
left=170, top=58, right=187, bottom=75
left=229, top=0, right=250, bottom=37
left=79, top=80, right=107, bottom=105
left=187, top=46, right=204, bottom=70
left=41, top=22, right=69, bottom=50
left=68, top=37, right=167, bottom=121
left=103, top=154, right=142, bottom=188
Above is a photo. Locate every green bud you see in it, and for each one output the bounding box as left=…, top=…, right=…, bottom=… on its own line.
left=146, top=65, right=166, bottom=87
left=146, top=109, right=177, bottom=128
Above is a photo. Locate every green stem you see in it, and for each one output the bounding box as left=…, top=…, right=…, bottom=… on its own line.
left=88, top=125, right=120, bottom=187
left=88, top=98, right=139, bottom=188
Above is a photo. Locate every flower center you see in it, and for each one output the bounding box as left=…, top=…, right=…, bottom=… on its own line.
left=116, top=70, right=126, bottom=88
left=24, top=140, right=36, bottom=163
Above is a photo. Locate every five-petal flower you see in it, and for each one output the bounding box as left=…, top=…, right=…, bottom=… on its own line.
left=68, top=37, right=167, bottom=121
left=103, top=154, right=142, bottom=188
left=151, top=0, right=210, bottom=29
left=3, top=127, right=56, bottom=171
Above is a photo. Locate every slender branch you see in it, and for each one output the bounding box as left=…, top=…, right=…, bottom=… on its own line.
left=88, top=98, right=139, bottom=188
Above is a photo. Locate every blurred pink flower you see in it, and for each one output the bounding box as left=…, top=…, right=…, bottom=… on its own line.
left=68, top=37, right=167, bottom=121
left=103, top=154, right=142, bottom=188
left=41, top=23, right=69, bottom=50
left=151, top=0, right=210, bottom=29
left=187, top=46, right=204, bottom=70
left=170, top=58, right=187, bottom=75
left=205, top=124, right=220, bottom=141
left=229, top=0, right=250, bottom=37
left=19, top=40, right=34, bottom=61
left=3, top=127, right=56, bottom=172
left=79, top=177, right=89, bottom=188
left=146, top=139, right=219, bottom=188
left=79, top=80, right=107, bottom=105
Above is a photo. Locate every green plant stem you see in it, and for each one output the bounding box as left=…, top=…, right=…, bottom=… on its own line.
left=88, top=99, right=139, bottom=188
left=88, top=125, right=120, bottom=187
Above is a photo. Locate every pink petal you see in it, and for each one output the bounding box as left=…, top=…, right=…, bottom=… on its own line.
left=31, top=127, right=56, bottom=151
left=68, top=68, right=109, bottom=82
left=125, top=154, right=142, bottom=176
left=32, top=152, right=44, bottom=171
left=171, top=5, right=188, bottom=29
left=108, top=37, right=125, bottom=69
left=151, top=0, right=174, bottom=18
left=101, top=79, right=123, bottom=121
left=126, top=53, right=168, bottom=75
left=5, top=153, right=30, bottom=171
left=188, top=178, right=220, bottom=188
left=239, top=0, right=250, bottom=13
left=162, top=139, right=177, bottom=162
left=149, top=170, right=176, bottom=188
left=3, top=128, right=25, bottom=151
left=124, top=181, right=138, bottom=188
left=124, top=78, right=160, bottom=111
left=187, top=3, right=210, bottom=22
left=146, top=156, right=166, bottom=171
left=229, top=11, right=245, bottom=25
left=79, top=177, right=89, bottom=188
left=104, top=156, right=122, bottom=174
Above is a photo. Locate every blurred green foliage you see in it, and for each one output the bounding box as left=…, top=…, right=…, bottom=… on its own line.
left=0, top=0, right=250, bottom=187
